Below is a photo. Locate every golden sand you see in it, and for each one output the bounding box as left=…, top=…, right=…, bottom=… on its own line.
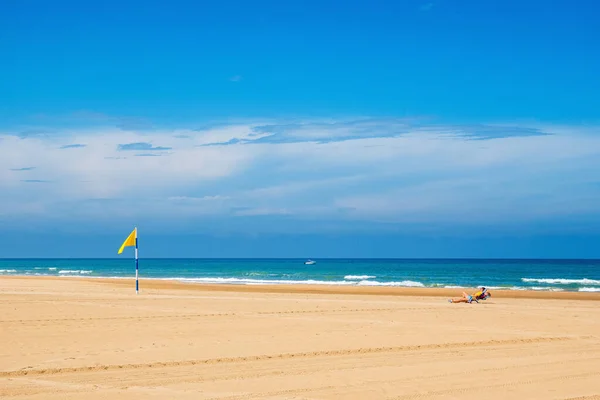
left=1, top=276, right=599, bottom=399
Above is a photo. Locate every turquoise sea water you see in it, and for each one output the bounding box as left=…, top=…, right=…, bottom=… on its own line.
left=1, top=259, right=599, bottom=292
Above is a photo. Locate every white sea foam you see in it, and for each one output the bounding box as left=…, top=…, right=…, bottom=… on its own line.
left=49, top=267, right=57, bottom=271
left=65, top=275, right=131, bottom=280
left=175, top=277, right=356, bottom=285
left=579, top=287, right=600, bottom=292
left=442, top=285, right=561, bottom=292
left=172, top=277, right=425, bottom=287
left=0, top=269, right=17, bottom=273
left=247, top=272, right=277, bottom=277
left=58, top=270, right=92, bottom=274
left=356, top=280, right=424, bottom=287
left=529, top=286, right=564, bottom=291
left=344, top=275, right=376, bottom=280
left=522, top=278, right=600, bottom=285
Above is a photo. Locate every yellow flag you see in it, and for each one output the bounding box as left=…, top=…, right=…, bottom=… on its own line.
left=117, top=228, right=137, bottom=254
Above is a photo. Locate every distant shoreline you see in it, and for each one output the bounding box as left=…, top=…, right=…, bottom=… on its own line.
left=1, top=257, right=599, bottom=260
left=3, top=276, right=600, bottom=300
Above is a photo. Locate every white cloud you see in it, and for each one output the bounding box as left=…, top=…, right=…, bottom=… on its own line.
left=1, top=118, right=599, bottom=233
left=233, top=207, right=291, bottom=216
left=168, top=195, right=231, bottom=202
left=0, top=128, right=257, bottom=201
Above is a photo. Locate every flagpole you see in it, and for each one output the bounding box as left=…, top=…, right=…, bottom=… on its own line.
left=135, top=227, right=139, bottom=294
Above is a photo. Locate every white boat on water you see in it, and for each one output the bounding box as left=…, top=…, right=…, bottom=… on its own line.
left=304, top=259, right=316, bottom=265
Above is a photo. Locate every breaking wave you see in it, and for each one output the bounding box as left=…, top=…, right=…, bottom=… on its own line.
left=58, top=270, right=92, bottom=275
left=344, top=275, right=376, bottom=280
left=579, top=287, right=600, bottom=292
left=173, top=277, right=424, bottom=287
left=522, top=278, right=600, bottom=286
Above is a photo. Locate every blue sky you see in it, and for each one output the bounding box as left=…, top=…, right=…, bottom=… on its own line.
left=1, top=0, right=599, bottom=257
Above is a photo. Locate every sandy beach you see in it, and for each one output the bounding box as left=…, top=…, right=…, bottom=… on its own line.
left=1, top=277, right=599, bottom=399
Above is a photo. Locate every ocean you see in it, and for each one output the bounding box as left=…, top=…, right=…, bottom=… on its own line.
left=1, top=258, right=599, bottom=292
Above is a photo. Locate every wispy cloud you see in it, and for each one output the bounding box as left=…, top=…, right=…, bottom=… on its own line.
left=17, top=130, right=53, bottom=139
left=169, top=195, right=231, bottom=202
left=21, top=179, right=49, bottom=183
left=198, top=138, right=243, bottom=147
left=60, top=144, right=86, bottom=149
left=233, top=207, right=291, bottom=216
left=117, top=142, right=172, bottom=151
left=0, top=117, right=599, bottom=234
left=195, top=120, right=550, bottom=146
left=115, top=117, right=155, bottom=131
left=10, top=167, right=36, bottom=171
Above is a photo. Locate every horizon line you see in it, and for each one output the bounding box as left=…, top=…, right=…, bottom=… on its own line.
left=1, top=257, right=598, bottom=261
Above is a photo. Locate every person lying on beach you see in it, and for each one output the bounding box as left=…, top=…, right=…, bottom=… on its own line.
left=448, top=287, right=491, bottom=304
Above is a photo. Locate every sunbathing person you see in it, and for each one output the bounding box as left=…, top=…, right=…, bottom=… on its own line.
left=448, top=287, right=491, bottom=303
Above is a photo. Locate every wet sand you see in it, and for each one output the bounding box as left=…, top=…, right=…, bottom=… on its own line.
left=1, top=276, right=599, bottom=399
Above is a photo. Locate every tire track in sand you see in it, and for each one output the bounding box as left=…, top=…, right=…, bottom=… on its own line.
left=0, top=306, right=447, bottom=324
left=562, top=396, right=600, bottom=400
left=0, top=336, right=573, bottom=378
